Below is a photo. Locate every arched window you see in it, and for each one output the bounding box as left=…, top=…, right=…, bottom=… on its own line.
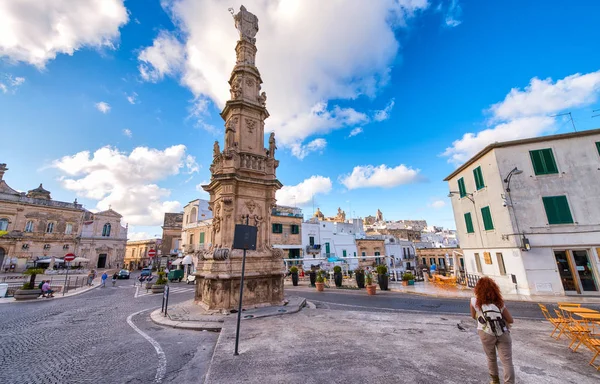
left=190, top=207, right=197, bottom=223
left=0, top=218, right=9, bottom=231
left=102, top=223, right=111, bottom=237
left=46, top=222, right=54, bottom=233
left=25, top=221, right=34, bottom=232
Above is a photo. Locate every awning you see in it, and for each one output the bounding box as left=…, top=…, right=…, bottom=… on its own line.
left=181, top=255, right=193, bottom=265
left=73, top=257, right=90, bottom=263
left=171, top=259, right=183, bottom=266
left=36, top=258, right=64, bottom=264
left=272, top=244, right=303, bottom=249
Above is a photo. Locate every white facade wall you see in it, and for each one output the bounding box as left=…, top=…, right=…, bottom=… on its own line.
left=301, top=220, right=359, bottom=270
left=448, top=131, right=600, bottom=296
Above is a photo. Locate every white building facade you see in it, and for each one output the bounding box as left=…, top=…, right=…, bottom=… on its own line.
left=445, top=129, right=600, bottom=296
left=301, top=219, right=364, bottom=271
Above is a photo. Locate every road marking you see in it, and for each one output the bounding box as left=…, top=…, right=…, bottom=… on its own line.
left=127, top=309, right=167, bottom=383
left=134, top=286, right=195, bottom=299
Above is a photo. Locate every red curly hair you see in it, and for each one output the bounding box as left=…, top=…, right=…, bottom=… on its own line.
left=474, top=277, right=504, bottom=309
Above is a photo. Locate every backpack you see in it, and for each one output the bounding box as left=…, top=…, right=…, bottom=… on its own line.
left=480, top=303, right=508, bottom=337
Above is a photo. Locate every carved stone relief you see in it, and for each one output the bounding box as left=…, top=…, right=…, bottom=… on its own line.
left=245, top=118, right=256, bottom=134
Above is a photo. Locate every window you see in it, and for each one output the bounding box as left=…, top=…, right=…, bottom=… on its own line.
left=596, top=142, right=600, bottom=156
left=422, top=258, right=426, bottom=265
left=46, top=222, right=54, bottom=233
left=189, top=234, right=194, bottom=245
left=375, top=251, right=381, bottom=264
left=481, top=206, right=494, bottom=231
left=464, top=213, right=474, bottom=233
left=24, top=221, right=34, bottom=233
left=362, top=252, right=366, bottom=261
left=474, top=253, right=482, bottom=273
left=189, top=208, right=197, bottom=223
left=542, top=196, right=574, bottom=224
left=429, top=257, right=435, bottom=266
left=496, top=253, right=506, bottom=276
left=438, top=258, right=445, bottom=267
left=457, top=177, right=467, bottom=198
left=272, top=223, right=283, bottom=233
left=530, top=148, right=558, bottom=175
left=325, top=243, right=331, bottom=254
left=473, top=166, right=485, bottom=190
left=102, top=223, right=111, bottom=237
left=65, top=223, right=73, bottom=235
left=291, top=225, right=299, bottom=234
left=342, top=250, right=347, bottom=257
left=309, top=236, right=315, bottom=246
left=200, top=232, right=205, bottom=244
left=0, top=218, right=9, bottom=231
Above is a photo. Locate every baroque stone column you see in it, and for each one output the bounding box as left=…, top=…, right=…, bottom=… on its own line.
left=195, top=5, right=284, bottom=310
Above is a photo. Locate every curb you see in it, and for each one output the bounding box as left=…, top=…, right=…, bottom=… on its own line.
left=150, top=308, right=224, bottom=332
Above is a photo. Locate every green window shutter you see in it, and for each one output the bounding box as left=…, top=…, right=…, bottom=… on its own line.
left=291, top=225, right=299, bottom=234
left=325, top=243, right=330, bottom=254
left=458, top=178, right=466, bottom=198
left=272, top=224, right=282, bottom=233
left=530, top=149, right=558, bottom=175
left=464, top=213, right=474, bottom=233
left=342, top=250, right=347, bottom=257
left=481, top=206, right=494, bottom=230
left=473, top=167, right=485, bottom=190
left=543, top=196, right=574, bottom=224
left=199, top=232, right=205, bottom=244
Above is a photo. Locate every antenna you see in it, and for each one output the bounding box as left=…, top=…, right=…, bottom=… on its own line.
left=593, top=109, right=600, bottom=118
left=550, top=112, right=576, bottom=132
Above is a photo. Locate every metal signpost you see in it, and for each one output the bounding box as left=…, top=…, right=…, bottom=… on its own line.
left=232, top=217, right=257, bottom=356
left=162, top=284, right=170, bottom=317
left=63, top=253, right=75, bottom=296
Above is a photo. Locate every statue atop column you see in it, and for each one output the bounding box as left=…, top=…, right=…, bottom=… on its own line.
left=234, top=5, right=259, bottom=44
left=268, top=132, right=277, bottom=158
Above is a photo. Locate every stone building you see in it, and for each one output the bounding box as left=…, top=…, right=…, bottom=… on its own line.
left=161, top=212, right=183, bottom=258
left=356, top=239, right=386, bottom=268
left=0, top=163, right=127, bottom=270
left=125, top=238, right=161, bottom=270
left=416, top=247, right=464, bottom=272
left=445, top=129, right=600, bottom=296
left=366, top=227, right=421, bottom=242
left=180, top=199, right=213, bottom=259
left=271, top=205, right=303, bottom=265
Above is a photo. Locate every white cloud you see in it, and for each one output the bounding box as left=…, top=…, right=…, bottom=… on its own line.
left=52, top=145, right=199, bottom=226
left=0, top=0, right=128, bottom=68
left=276, top=175, right=333, bottom=206
left=139, top=0, right=428, bottom=157
left=443, top=70, right=600, bottom=165
left=429, top=200, right=446, bottom=209
left=138, top=30, right=184, bottom=82
left=126, top=92, right=138, bottom=104
left=0, top=84, right=6, bottom=93
left=348, top=127, right=363, bottom=137
left=0, top=74, right=25, bottom=94
left=123, top=129, right=132, bottom=138
left=95, top=101, right=111, bottom=114
left=373, top=99, right=395, bottom=122
left=340, top=164, right=422, bottom=190
left=290, top=138, right=327, bottom=160
left=445, top=0, right=462, bottom=27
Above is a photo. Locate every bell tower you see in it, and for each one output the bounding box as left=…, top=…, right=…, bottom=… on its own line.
left=195, top=5, right=284, bottom=310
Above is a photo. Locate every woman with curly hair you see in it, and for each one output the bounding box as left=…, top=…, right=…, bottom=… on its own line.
left=470, top=277, right=515, bottom=384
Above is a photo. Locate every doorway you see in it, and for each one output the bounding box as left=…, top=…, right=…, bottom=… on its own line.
left=554, top=250, right=599, bottom=295
left=97, top=254, right=107, bottom=269
left=0, top=248, right=5, bottom=270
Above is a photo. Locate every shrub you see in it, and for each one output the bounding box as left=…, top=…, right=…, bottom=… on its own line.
left=365, top=271, right=373, bottom=285
left=316, top=270, right=326, bottom=283
left=402, top=272, right=415, bottom=281
left=289, top=266, right=298, bottom=274
left=23, top=268, right=45, bottom=290
left=156, top=271, right=167, bottom=285
left=354, top=268, right=364, bottom=276
left=333, top=266, right=342, bottom=274
left=376, top=265, right=388, bottom=275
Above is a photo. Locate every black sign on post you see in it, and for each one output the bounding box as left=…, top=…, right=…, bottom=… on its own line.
left=233, top=219, right=258, bottom=356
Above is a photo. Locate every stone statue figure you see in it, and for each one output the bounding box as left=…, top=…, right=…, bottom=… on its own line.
left=213, top=141, right=220, bottom=158
left=268, top=132, right=277, bottom=158
left=226, top=117, right=237, bottom=149
left=234, top=6, right=259, bottom=44
left=258, top=91, right=267, bottom=107
left=376, top=209, right=383, bottom=222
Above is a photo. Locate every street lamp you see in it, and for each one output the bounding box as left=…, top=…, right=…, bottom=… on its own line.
left=447, top=191, right=474, bottom=203
left=503, top=167, right=523, bottom=192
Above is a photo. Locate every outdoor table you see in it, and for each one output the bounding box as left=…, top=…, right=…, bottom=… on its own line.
left=574, top=313, right=600, bottom=321
left=560, top=307, right=598, bottom=314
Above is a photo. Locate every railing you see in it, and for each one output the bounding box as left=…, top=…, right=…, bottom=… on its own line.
left=240, top=153, right=266, bottom=172
left=306, top=245, right=321, bottom=254
left=2, top=276, right=88, bottom=297
left=456, top=271, right=480, bottom=288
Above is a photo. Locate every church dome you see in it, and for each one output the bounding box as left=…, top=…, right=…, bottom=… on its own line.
left=26, top=183, right=52, bottom=200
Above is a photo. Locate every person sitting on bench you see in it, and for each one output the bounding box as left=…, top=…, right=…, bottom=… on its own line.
left=42, top=281, right=55, bottom=298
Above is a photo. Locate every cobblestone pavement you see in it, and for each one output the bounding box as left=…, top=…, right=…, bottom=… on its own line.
left=286, top=286, right=600, bottom=319
left=0, top=275, right=218, bottom=384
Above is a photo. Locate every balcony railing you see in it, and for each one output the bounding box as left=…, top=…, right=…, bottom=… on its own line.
left=306, top=245, right=321, bottom=254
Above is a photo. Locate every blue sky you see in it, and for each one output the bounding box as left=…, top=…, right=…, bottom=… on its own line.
left=2, top=0, right=600, bottom=239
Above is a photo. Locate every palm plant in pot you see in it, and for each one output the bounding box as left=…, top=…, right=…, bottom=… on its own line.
left=289, top=266, right=299, bottom=286
left=402, top=272, right=415, bottom=286
left=376, top=264, right=389, bottom=291
left=14, top=268, right=45, bottom=300
left=333, top=266, right=343, bottom=288
left=354, top=268, right=365, bottom=288
left=151, top=271, right=168, bottom=293
left=365, top=271, right=376, bottom=295
left=315, top=270, right=325, bottom=292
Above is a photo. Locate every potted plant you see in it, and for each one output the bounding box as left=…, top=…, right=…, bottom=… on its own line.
left=365, top=271, right=376, bottom=295
left=289, top=266, right=299, bottom=286
left=14, top=268, right=45, bottom=300
left=403, top=272, right=415, bottom=286
left=333, top=266, right=343, bottom=288
left=354, top=268, right=365, bottom=289
left=151, top=271, right=167, bottom=293
left=309, top=268, right=317, bottom=287
left=315, top=270, right=325, bottom=292
left=376, top=265, right=389, bottom=291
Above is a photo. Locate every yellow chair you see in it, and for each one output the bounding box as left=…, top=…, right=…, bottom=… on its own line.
left=574, top=321, right=600, bottom=370
left=557, top=302, right=581, bottom=307
left=552, top=309, right=586, bottom=341
left=538, top=304, right=568, bottom=338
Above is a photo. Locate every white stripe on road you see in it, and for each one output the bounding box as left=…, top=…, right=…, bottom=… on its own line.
left=126, top=309, right=167, bottom=383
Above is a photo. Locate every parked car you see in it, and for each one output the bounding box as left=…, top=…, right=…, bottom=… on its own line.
left=117, top=269, right=130, bottom=279
left=140, top=268, right=153, bottom=277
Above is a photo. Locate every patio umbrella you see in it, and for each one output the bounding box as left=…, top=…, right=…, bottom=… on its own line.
left=72, top=257, right=90, bottom=263
left=181, top=255, right=193, bottom=265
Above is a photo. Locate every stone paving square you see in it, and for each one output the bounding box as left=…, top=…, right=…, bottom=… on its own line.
left=205, top=308, right=600, bottom=384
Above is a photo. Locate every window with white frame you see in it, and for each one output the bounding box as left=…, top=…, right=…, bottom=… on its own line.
left=0, top=218, right=8, bottom=231
left=65, top=223, right=73, bottom=235
left=25, top=220, right=34, bottom=232
left=46, top=222, right=54, bottom=233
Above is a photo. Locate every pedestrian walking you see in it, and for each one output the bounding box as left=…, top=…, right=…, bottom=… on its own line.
left=470, top=277, right=515, bottom=384
left=87, top=271, right=95, bottom=286
left=112, top=272, right=118, bottom=287
left=101, top=272, right=108, bottom=288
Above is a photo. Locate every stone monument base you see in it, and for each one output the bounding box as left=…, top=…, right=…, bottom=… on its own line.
left=194, top=273, right=284, bottom=311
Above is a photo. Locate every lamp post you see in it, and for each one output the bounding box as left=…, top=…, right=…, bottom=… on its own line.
left=503, top=167, right=529, bottom=250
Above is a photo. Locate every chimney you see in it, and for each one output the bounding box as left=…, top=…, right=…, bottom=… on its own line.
left=0, top=163, right=7, bottom=181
